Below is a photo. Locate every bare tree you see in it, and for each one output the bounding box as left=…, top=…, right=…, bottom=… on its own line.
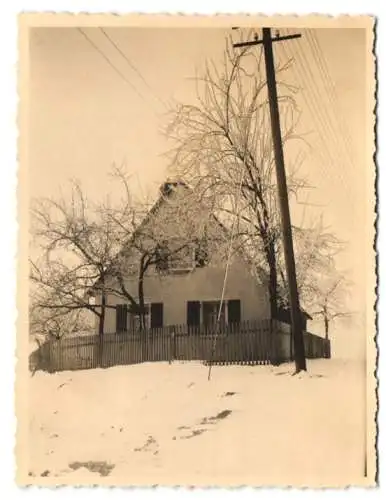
left=165, top=36, right=308, bottom=320
left=30, top=179, right=133, bottom=338
left=311, top=275, right=353, bottom=340
left=29, top=293, right=92, bottom=342
left=30, top=167, right=225, bottom=339
left=277, top=216, right=345, bottom=313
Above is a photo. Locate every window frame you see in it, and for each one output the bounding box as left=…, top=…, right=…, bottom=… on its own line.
left=167, top=245, right=196, bottom=272
left=202, top=300, right=227, bottom=328
left=128, top=303, right=151, bottom=332
left=155, top=237, right=210, bottom=274
left=116, top=301, right=152, bottom=333
left=187, top=299, right=241, bottom=330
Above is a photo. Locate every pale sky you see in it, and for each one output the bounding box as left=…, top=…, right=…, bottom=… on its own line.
left=28, top=26, right=371, bottom=358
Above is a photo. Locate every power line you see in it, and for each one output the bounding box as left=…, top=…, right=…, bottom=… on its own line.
left=295, top=34, right=356, bottom=203
left=99, top=27, right=167, bottom=110
left=279, top=40, right=338, bottom=183
left=292, top=38, right=348, bottom=170
left=280, top=30, right=355, bottom=204
left=77, top=27, right=144, bottom=101
left=305, top=30, right=356, bottom=167
left=293, top=31, right=355, bottom=181
left=278, top=37, right=353, bottom=216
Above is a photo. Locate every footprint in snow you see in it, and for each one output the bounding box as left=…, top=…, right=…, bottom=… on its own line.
left=134, top=435, right=159, bottom=455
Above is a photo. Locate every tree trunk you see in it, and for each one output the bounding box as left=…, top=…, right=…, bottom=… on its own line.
left=267, top=240, right=278, bottom=320
left=98, top=302, right=105, bottom=337
left=324, top=315, right=329, bottom=341
left=265, top=239, right=280, bottom=365
left=138, top=258, right=147, bottom=362
left=99, top=286, right=106, bottom=336
left=138, top=269, right=146, bottom=332
left=98, top=281, right=106, bottom=368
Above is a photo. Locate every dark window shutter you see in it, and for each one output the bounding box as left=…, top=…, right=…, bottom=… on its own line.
left=116, top=304, right=128, bottom=332
left=195, top=239, right=209, bottom=267
left=150, top=303, right=163, bottom=328
left=155, top=243, right=169, bottom=272
left=202, top=301, right=212, bottom=327
left=187, top=301, right=200, bottom=326
left=228, top=299, right=241, bottom=324
left=115, top=305, right=120, bottom=332
left=123, top=305, right=128, bottom=331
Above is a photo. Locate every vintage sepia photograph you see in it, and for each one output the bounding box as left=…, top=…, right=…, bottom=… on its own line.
left=17, top=14, right=376, bottom=487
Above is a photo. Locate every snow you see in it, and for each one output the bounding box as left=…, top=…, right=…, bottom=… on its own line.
left=26, top=359, right=369, bottom=487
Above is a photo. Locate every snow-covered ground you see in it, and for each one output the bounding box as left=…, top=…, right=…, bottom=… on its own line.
left=26, top=359, right=368, bottom=487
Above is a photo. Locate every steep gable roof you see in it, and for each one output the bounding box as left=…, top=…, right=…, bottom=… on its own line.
left=88, top=180, right=196, bottom=294
left=88, top=178, right=264, bottom=295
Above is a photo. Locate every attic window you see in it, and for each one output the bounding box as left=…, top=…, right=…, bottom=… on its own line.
left=155, top=240, right=195, bottom=273
left=155, top=237, right=209, bottom=274
left=168, top=245, right=195, bottom=271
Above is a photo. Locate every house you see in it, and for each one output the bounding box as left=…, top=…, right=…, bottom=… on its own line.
left=93, top=180, right=270, bottom=334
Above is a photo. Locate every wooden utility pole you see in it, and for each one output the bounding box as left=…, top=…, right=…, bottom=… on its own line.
left=233, top=27, right=307, bottom=372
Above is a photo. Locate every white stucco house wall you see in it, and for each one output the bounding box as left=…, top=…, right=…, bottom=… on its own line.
left=92, top=180, right=271, bottom=334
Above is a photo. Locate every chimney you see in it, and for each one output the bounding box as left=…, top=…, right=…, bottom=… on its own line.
left=159, top=178, right=188, bottom=197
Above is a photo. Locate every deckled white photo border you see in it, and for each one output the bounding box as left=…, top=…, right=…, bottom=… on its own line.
left=1, top=0, right=384, bottom=498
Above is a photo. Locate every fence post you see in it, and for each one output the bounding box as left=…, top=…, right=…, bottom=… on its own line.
left=270, top=319, right=280, bottom=366
left=169, top=330, right=175, bottom=364
left=173, top=329, right=177, bottom=361
left=47, top=341, right=53, bottom=373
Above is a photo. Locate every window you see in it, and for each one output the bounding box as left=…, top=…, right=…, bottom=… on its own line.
left=155, top=240, right=195, bottom=273
left=168, top=245, right=195, bottom=271
left=203, top=301, right=226, bottom=329
left=186, top=299, right=241, bottom=332
left=117, top=302, right=164, bottom=333
left=155, top=237, right=210, bottom=274
left=128, top=304, right=150, bottom=332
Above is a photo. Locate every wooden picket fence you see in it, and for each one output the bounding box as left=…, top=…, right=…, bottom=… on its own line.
left=29, top=319, right=331, bottom=373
